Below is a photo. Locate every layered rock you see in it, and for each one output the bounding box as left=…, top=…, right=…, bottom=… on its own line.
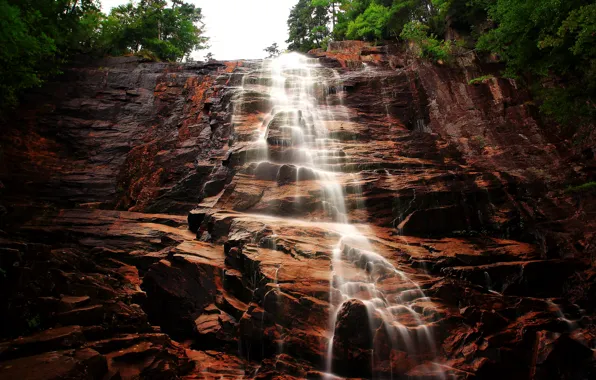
left=0, top=43, right=595, bottom=380
left=0, top=57, right=240, bottom=213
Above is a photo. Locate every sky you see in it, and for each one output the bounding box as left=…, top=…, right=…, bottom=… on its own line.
left=101, top=0, right=296, bottom=61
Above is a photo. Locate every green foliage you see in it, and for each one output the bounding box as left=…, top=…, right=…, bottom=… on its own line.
left=0, top=1, right=53, bottom=108
left=471, top=135, right=486, bottom=149
left=311, top=0, right=341, bottom=33
left=101, top=0, right=208, bottom=62
left=468, top=74, right=495, bottom=85
left=0, top=0, right=208, bottom=111
left=346, top=3, right=392, bottom=41
left=558, top=4, right=596, bottom=58
left=431, top=0, right=490, bottom=39
left=136, top=49, right=161, bottom=62
left=477, top=0, right=574, bottom=77
left=26, top=314, right=41, bottom=330
left=0, top=0, right=102, bottom=110
left=320, top=36, right=332, bottom=51
left=287, top=0, right=330, bottom=52
left=331, top=1, right=446, bottom=42
left=565, top=182, right=596, bottom=194
left=535, top=85, right=595, bottom=130
left=401, top=21, right=453, bottom=62
left=477, top=0, right=595, bottom=131
left=264, top=42, right=282, bottom=58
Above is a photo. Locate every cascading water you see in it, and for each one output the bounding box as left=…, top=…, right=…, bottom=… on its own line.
left=235, top=53, right=441, bottom=378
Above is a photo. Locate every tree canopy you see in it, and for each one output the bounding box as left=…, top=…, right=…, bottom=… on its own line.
left=0, top=0, right=102, bottom=109
left=101, top=0, right=208, bottom=62
left=264, top=42, right=282, bottom=58
left=286, top=0, right=331, bottom=52
left=0, top=0, right=208, bottom=111
left=477, top=0, right=596, bottom=125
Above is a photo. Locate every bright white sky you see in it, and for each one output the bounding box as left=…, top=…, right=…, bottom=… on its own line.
left=101, top=0, right=296, bottom=60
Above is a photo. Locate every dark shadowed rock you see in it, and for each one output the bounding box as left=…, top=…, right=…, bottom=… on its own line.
left=531, top=331, right=595, bottom=379
left=331, top=299, right=376, bottom=377
left=188, top=208, right=207, bottom=233
left=0, top=348, right=107, bottom=380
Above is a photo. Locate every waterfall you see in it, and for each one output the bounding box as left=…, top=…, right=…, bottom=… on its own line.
left=234, top=53, right=441, bottom=378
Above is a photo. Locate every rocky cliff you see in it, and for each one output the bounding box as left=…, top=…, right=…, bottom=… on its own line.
left=0, top=43, right=595, bottom=380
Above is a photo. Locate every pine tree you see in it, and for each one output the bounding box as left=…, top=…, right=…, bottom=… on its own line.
left=286, top=0, right=330, bottom=52
left=264, top=43, right=281, bottom=58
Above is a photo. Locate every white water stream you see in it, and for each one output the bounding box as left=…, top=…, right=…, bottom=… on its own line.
left=236, top=53, right=439, bottom=377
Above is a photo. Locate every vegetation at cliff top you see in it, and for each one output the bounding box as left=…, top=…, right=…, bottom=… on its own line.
left=0, top=0, right=207, bottom=111
left=102, top=0, right=207, bottom=62
left=468, top=75, right=495, bottom=85
left=287, top=0, right=332, bottom=53
left=264, top=42, right=282, bottom=59
left=286, top=0, right=595, bottom=133
left=565, top=181, right=596, bottom=194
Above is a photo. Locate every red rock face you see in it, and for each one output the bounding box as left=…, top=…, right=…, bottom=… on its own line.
left=1, top=45, right=595, bottom=380
left=0, top=57, right=236, bottom=213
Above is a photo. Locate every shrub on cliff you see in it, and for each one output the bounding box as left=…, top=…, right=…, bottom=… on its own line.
left=400, top=21, right=453, bottom=62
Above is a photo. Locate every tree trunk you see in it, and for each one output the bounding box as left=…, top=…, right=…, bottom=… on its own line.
left=332, top=2, right=336, bottom=30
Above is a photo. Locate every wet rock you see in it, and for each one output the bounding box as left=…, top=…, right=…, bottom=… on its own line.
left=0, top=247, right=22, bottom=269
left=277, top=164, right=298, bottom=183
left=441, top=260, right=583, bottom=297
left=460, top=307, right=508, bottom=333
left=0, top=326, right=86, bottom=360
left=254, top=162, right=282, bottom=181
left=531, top=331, right=595, bottom=379
left=141, top=254, right=222, bottom=339
left=297, top=166, right=317, bottom=181
left=203, top=179, right=226, bottom=197
left=54, top=305, right=106, bottom=326
left=331, top=299, right=376, bottom=377
left=185, top=350, right=249, bottom=378
left=188, top=208, right=207, bottom=233
left=87, top=333, right=194, bottom=379
left=58, top=296, right=91, bottom=312
left=233, top=90, right=273, bottom=114
left=398, top=205, right=475, bottom=236
left=0, top=348, right=107, bottom=380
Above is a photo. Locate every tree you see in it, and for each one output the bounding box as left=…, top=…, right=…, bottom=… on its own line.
left=0, top=0, right=211, bottom=111
left=100, top=0, right=209, bottom=62
left=476, top=0, right=595, bottom=127
left=287, top=0, right=330, bottom=52
left=0, top=0, right=103, bottom=111
left=345, top=2, right=392, bottom=41
left=204, top=52, right=214, bottom=61
left=312, top=0, right=342, bottom=30
left=400, top=21, right=453, bottom=62
left=333, top=1, right=444, bottom=42
left=264, top=43, right=281, bottom=58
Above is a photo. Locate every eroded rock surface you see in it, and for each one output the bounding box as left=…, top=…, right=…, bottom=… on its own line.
left=1, top=44, right=595, bottom=379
